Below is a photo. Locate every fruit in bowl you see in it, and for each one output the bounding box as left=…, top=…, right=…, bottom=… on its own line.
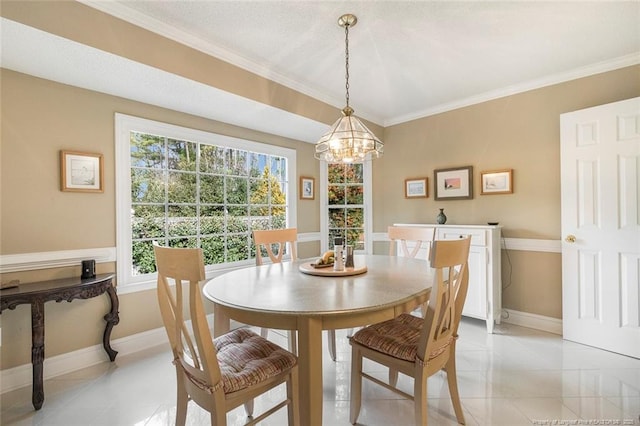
left=315, top=250, right=335, bottom=266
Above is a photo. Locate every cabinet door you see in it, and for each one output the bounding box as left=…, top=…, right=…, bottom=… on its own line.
left=462, top=246, right=488, bottom=320
left=436, top=228, right=488, bottom=320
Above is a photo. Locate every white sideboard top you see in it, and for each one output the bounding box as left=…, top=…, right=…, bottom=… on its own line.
left=393, top=223, right=502, bottom=230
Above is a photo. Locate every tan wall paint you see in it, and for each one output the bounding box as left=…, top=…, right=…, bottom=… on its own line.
left=372, top=65, right=640, bottom=323
left=374, top=66, right=640, bottom=238
left=0, top=69, right=320, bottom=369
left=501, top=250, right=562, bottom=319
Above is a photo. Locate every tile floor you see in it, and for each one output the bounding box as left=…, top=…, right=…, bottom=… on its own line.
left=1, top=319, right=639, bottom=425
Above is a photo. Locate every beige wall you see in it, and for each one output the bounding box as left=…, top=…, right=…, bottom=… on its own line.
left=1, top=0, right=639, bottom=371
left=0, top=69, right=320, bottom=368
left=375, top=66, right=640, bottom=237
left=372, top=65, right=640, bottom=324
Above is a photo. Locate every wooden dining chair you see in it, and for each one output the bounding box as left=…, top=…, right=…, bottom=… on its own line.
left=388, top=225, right=437, bottom=317
left=348, top=237, right=471, bottom=426
left=388, top=225, right=436, bottom=259
left=153, top=244, right=300, bottom=426
left=253, top=228, right=339, bottom=361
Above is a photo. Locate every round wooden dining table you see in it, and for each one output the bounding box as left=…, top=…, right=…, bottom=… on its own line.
left=202, top=254, right=434, bottom=426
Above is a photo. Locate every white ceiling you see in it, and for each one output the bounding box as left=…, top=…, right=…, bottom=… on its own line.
left=83, top=0, right=640, bottom=126
left=2, top=1, right=639, bottom=143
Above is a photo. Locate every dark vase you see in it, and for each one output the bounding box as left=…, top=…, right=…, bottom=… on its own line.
left=436, top=208, right=447, bottom=224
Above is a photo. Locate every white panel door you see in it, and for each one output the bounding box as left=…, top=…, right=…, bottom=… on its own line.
left=561, top=97, right=640, bottom=358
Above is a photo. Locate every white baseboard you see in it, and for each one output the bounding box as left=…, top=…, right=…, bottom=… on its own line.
left=0, top=315, right=245, bottom=395
left=502, top=308, right=562, bottom=335
left=0, top=327, right=168, bottom=394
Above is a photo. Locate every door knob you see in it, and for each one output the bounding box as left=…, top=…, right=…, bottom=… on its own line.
left=565, top=235, right=576, bottom=243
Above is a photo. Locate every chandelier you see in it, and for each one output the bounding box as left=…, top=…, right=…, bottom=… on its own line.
left=315, top=14, right=383, bottom=163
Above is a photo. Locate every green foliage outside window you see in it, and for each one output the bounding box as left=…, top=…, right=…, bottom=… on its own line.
left=327, top=163, right=365, bottom=250
left=130, top=132, right=288, bottom=275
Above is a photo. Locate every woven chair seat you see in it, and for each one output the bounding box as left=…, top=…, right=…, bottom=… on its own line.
left=215, top=328, right=298, bottom=393
left=351, top=313, right=454, bottom=364
left=351, top=313, right=423, bottom=361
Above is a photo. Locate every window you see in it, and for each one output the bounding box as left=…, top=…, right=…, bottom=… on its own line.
left=320, top=161, right=372, bottom=253
left=116, top=114, right=296, bottom=293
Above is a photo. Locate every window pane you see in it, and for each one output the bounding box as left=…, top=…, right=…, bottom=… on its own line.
left=131, top=169, right=165, bottom=203
left=168, top=205, right=197, bottom=237
left=272, top=211, right=286, bottom=229
left=226, top=149, right=248, bottom=176
left=201, top=236, right=224, bottom=264
left=132, top=240, right=157, bottom=275
left=168, top=171, right=196, bottom=203
left=131, top=132, right=164, bottom=169
left=346, top=207, right=364, bottom=228
left=200, top=145, right=225, bottom=174
left=328, top=164, right=345, bottom=183
left=270, top=156, right=287, bottom=181
left=346, top=185, right=363, bottom=204
left=329, top=185, right=345, bottom=205
left=227, top=207, right=249, bottom=233
left=200, top=206, right=224, bottom=234
left=225, top=176, right=248, bottom=204
left=329, top=208, right=345, bottom=228
left=345, top=163, right=363, bottom=183
left=168, top=139, right=196, bottom=171
left=132, top=205, right=165, bottom=239
left=200, top=175, right=224, bottom=204
left=249, top=152, right=268, bottom=178
left=250, top=216, right=270, bottom=231
left=227, top=234, right=251, bottom=262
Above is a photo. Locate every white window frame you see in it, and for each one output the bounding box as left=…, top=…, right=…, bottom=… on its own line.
left=115, top=113, right=297, bottom=294
left=319, top=160, right=373, bottom=254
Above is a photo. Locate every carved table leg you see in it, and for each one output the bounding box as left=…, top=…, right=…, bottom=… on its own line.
left=102, top=284, right=120, bottom=361
left=31, top=300, right=45, bottom=410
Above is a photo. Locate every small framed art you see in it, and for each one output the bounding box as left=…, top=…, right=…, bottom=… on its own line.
left=405, top=178, right=428, bottom=198
left=434, top=166, right=473, bottom=200
left=300, top=176, right=315, bottom=200
left=481, top=169, right=513, bottom=195
left=60, top=150, right=104, bottom=193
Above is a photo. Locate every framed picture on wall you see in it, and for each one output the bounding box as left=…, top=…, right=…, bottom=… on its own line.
left=481, top=169, right=513, bottom=195
left=404, top=177, right=428, bottom=198
left=434, top=166, right=473, bottom=200
left=60, top=150, right=104, bottom=193
left=300, top=176, right=315, bottom=200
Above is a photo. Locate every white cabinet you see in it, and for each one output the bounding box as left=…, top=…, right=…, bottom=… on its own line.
left=393, top=224, right=502, bottom=333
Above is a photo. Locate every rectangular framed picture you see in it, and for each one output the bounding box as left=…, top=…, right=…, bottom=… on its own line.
left=434, top=166, right=473, bottom=200
left=405, top=177, right=428, bottom=198
left=300, top=176, right=315, bottom=200
left=481, top=169, right=513, bottom=195
left=60, top=150, right=104, bottom=193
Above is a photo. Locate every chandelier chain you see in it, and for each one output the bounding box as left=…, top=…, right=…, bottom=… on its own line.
left=314, top=14, right=383, bottom=163
left=344, top=22, right=350, bottom=108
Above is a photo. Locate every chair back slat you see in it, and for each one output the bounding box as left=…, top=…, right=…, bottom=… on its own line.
left=253, top=228, right=298, bottom=265
left=388, top=226, right=436, bottom=259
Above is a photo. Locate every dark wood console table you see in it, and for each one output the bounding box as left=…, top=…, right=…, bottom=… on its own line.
left=0, top=273, right=119, bottom=410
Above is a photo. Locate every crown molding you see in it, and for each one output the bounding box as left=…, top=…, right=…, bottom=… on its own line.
left=385, top=53, right=640, bottom=127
